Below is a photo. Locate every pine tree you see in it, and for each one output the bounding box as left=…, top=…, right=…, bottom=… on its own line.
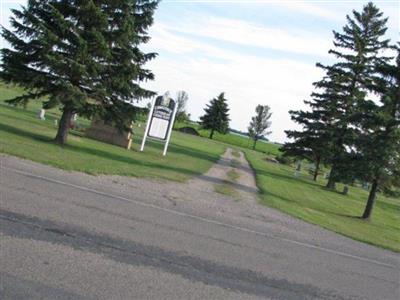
left=311, top=69, right=360, bottom=189
left=1, top=0, right=158, bottom=145
left=320, top=2, right=392, bottom=189
left=248, top=105, right=272, bottom=150
left=285, top=2, right=392, bottom=189
left=200, top=92, right=230, bottom=139
left=357, top=47, right=400, bottom=219
left=282, top=107, right=331, bottom=181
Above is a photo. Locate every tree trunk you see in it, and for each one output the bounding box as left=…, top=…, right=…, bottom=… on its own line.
left=362, top=178, right=379, bottom=220
left=313, top=157, right=321, bottom=181
left=326, top=165, right=337, bottom=190
left=209, top=129, right=214, bottom=139
left=252, top=139, right=257, bottom=150
left=54, top=107, right=73, bottom=145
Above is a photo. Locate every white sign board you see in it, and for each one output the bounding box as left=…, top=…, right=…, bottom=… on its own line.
left=148, top=106, right=173, bottom=140
left=140, top=93, right=177, bottom=156
left=148, top=117, right=169, bottom=140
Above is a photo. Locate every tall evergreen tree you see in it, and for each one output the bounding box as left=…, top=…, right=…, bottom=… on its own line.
left=319, top=2, right=392, bottom=189
left=284, top=2, right=392, bottom=189
left=1, top=0, right=158, bottom=144
left=200, top=92, right=230, bottom=139
left=248, top=105, right=272, bottom=150
left=357, top=47, right=400, bottom=219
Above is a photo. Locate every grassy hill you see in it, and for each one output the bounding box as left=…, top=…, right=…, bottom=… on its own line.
left=174, top=121, right=281, bottom=156
left=1, top=82, right=398, bottom=251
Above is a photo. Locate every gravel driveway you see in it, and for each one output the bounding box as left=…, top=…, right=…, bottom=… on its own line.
left=1, top=152, right=398, bottom=299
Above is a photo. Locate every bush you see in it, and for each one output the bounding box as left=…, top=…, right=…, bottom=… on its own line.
left=275, top=155, right=293, bottom=165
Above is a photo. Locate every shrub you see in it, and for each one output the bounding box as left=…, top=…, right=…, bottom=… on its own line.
left=275, top=155, right=294, bottom=165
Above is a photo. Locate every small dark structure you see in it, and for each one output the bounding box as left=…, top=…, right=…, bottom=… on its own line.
left=178, top=126, right=200, bottom=136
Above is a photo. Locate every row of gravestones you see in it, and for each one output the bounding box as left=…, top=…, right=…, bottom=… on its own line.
left=37, top=109, right=77, bottom=122
left=293, top=161, right=370, bottom=192
left=38, top=108, right=133, bottom=150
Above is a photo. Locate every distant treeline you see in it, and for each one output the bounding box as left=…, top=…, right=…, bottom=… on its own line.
left=229, top=128, right=270, bottom=142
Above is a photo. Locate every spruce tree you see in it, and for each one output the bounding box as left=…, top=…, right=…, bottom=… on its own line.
left=357, top=47, right=399, bottom=219
left=1, top=0, right=158, bottom=145
left=200, top=92, right=230, bottom=139
left=284, top=2, right=392, bottom=189
left=248, top=105, right=272, bottom=150
left=319, top=2, right=392, bottom=189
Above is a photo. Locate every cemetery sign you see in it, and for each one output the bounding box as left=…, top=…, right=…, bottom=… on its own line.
left=140, top=93, right=177, bottom=156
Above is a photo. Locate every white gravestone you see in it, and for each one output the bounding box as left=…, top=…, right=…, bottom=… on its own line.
left=38, top=109, right=46, bottom=120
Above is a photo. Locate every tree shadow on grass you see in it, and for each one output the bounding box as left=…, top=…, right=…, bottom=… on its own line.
left=254, top=170, right=368, bottom=219
left=253, top=167, right=322, bottom=190
left=217, top=156, right=255, bottom=174
left=260, top=190, right=363, bottom=219
left=0, top=122, right=54, bottom=143
left=64, top=143, right=203, bottom=178
left=194, top=174, right=259, bottom=194
left=334, top=213, right=363, bottom=219
left=0, top=123, right=222, bottom=180
left=163, top=143, right=222, bottom=164
left=375, top=200, right=400, bottom=213
left=321, top=186, right=348, bottom=196
left=258, top=189, right=298, bottom=205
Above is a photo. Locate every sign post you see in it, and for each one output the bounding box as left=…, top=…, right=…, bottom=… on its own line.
left=140, top=93, right=177, bottom=156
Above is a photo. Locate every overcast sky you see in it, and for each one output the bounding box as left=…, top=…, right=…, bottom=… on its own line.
left=1, top=0, right=398, bottom=142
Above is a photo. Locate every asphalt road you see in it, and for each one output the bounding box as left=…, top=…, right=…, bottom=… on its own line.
left=0, top=155, right=399, bottom=300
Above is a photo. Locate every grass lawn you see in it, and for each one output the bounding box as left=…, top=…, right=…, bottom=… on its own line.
left=174, top=121, right=281, bottom=156
left=214, top=169, right=240, bottom=199
left=0, top=83, right=225, bottom=182
left=214, top=182, right=238, bottom=199
left=244, top=149, right=400, bottom=252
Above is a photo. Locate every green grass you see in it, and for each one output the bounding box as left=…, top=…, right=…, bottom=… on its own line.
left=214, top=181, right=238, bottom=198
left=214, top=169, right=240, bottom=199
left=227, top=169, right=240, bottom=182
left=0, top=83, right=225, bottom=182
left=231, top=150, right=241, bottom=158
left=174, top=121, right=281, bottom=156
left=244, top=149, right=400, bottom=252
left=230, top=159, right=241, bottom=168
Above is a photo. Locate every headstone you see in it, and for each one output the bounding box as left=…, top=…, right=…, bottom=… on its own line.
left=342, top=185, right=349, bottom=195
left=85, top=118, right=133, bottom=150
left=38, top=109, right=46, bottom=120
